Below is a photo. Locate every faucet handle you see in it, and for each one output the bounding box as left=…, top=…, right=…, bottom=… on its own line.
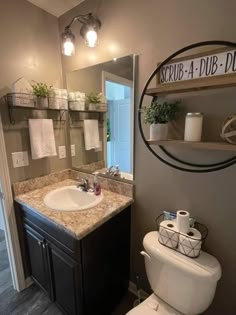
left=106, top=166, right=113, bottom=174
left=114, top=165, right=120, bottom=176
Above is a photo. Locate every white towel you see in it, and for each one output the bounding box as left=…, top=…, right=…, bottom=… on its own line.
left=29, top=119, right=57, bottom=159
left=84, top=120, right=100, bottom=151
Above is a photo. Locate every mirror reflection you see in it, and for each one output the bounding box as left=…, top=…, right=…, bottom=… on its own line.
left=67, top=55, right=136, bottom=181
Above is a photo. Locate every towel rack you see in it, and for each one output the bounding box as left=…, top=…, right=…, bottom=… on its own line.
left=69, top=109, right=105, bottom=124
left=5, top=94, right=67, bottom=125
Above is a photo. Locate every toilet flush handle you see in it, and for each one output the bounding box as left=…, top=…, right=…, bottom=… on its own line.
left=140, top=251, right=151, bottom=260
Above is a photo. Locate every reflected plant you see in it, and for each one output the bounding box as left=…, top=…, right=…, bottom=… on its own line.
left=32, top=82, right=52, bottom=98
left=107, top=118, right=111, bottom=142
left=86, top=92, right=103, bottom=104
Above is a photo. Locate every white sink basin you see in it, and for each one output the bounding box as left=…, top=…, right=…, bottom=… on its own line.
left=44, top=185, right=103, bottom=211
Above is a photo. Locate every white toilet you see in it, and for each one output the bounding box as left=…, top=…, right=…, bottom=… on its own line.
left=127, top=231, right=222, bottom=315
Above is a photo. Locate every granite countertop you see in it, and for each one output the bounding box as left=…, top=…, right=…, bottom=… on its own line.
left=15, top=179, right=133, bottom=240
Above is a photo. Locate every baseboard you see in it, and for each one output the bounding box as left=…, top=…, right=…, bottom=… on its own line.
left=128, top=281, right=149, bottom=300
left=25, top=276, right=33, bottom=288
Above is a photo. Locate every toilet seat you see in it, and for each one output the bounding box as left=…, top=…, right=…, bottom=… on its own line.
left=127, top=294, right=183, bottom=315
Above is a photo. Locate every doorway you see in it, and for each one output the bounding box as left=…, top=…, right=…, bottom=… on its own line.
left=0, top=196, right=12, bottom=295
left=0, top=112, right=25, bottom=294
left=103, top=72, right=134, bottom=176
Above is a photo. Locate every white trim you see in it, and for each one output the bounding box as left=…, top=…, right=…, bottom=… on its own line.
left=102, top=66, right=135, bottom=175
left=0, top=201, right=5, bottom=231
left=103, top=71, right=133, bottom=88
left=0, top=112, right=26, bottom=291
left=25, top=276, right=33, bottom=288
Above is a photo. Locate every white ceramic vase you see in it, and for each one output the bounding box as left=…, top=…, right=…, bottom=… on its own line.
left=150, top=123, right=168, bottom=140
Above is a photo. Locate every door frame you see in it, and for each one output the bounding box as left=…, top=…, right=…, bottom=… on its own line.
left=0, top=112, right=26, bottom=291
left=102, top=71, right=134, bottom=174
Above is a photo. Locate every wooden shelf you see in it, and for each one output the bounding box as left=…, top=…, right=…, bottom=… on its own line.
left=147, top=139, right=236, bottom=152
left=8, top=104, right=66, bottom=111
left=69, top=109, right=106, bottom=113
left=146, top=74, right=236, bottom=96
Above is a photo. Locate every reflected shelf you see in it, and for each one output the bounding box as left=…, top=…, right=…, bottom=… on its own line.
left=69, top=109, right=107, bottom=113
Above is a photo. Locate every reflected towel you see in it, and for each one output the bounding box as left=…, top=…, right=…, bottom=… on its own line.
left=29, top=119, right=57, bottom=159
left=84, top=120, right=100, bottom=151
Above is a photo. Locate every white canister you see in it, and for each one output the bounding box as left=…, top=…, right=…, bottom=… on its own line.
left=184, top=113, right=203, bottom=142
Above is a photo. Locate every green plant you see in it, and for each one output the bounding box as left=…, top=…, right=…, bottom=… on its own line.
left=86, top=92, right=103, bottom=104
left=142, top=97, right=180, bottom=124
left=107, top=118, right=111, bottom=142
left=32, top=82, right=52, bottom=98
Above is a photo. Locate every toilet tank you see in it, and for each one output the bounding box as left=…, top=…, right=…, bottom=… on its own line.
left=143, top=232, right=222, bottom=315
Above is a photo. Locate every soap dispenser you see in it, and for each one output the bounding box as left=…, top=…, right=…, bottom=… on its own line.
left=93, top=172, right=101, bottom=196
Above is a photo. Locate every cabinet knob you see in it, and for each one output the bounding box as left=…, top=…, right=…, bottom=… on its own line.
left=42, top=243, right=46, bottom=249
left=38, top=240, right=41, bottom=246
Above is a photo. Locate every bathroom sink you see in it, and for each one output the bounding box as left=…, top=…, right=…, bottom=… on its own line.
left=44, top=185, right=103, bottom=211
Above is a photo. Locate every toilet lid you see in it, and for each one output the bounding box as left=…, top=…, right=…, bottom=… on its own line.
left=127, top=294, right=182, bottom=315
left=128, top=304, right=159, bottom=315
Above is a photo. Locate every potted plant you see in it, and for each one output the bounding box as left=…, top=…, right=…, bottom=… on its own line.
left=86, top=92, right=103, bottom=110
left=32, top=82, right=52, bottom=108
left=143, top=97, right=180, bottom=140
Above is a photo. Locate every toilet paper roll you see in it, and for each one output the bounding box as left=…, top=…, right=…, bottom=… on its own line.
left=159, top=220, right=179, bottom=249
left=178, top=227, right=202, bottom=258
left=176, top=210, right=190, bottom=234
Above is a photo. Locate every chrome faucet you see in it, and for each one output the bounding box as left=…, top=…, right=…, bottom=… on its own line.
left=105, top=165, right=120, bottom=177
left=106, top=166, right=114, bottom=175
left=77, top=178, right=90, bottom=191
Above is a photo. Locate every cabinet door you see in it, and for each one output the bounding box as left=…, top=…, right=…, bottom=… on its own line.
left=24, top=224, right=51, bottom=296
left=82, top=207, right=131, bottom=315
left=49, top=243, right=84, bottom=315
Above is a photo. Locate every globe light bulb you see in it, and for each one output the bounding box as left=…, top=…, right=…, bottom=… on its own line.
left=63, top=39, right=75, bottom=56
left=61, top=28, right=75, bottom=56
left=85, top=30, right=98, bottom=48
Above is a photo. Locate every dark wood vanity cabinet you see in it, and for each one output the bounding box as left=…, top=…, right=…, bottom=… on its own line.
left=24, top=225, right=53, bottom=297
left=15, top=203, right=131, bottom=315
left=24, top=223, right=83, bottom=315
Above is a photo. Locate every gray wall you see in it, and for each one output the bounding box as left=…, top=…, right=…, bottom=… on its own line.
left=59, top=1, right=236, bottom=314
left=0, top=0, right=70, bottom=183
left=67, top=56, right=133, bottom=93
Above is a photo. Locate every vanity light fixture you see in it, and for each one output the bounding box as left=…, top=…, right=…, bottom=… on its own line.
left=61, top=13, right=102, bottom=56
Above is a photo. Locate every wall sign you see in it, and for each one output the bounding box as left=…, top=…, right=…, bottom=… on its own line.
left=159, top=48, right=236, bottom=84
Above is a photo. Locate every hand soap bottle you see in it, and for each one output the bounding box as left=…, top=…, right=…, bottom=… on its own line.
left=93, top=172, right=101, bottom=196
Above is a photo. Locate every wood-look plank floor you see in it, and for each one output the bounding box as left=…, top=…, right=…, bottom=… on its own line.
left=0, top=284, right=135, bottom=315
left=0, top=229, right=12, bottom=298
left=0, top=230, right=136, bottom=315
